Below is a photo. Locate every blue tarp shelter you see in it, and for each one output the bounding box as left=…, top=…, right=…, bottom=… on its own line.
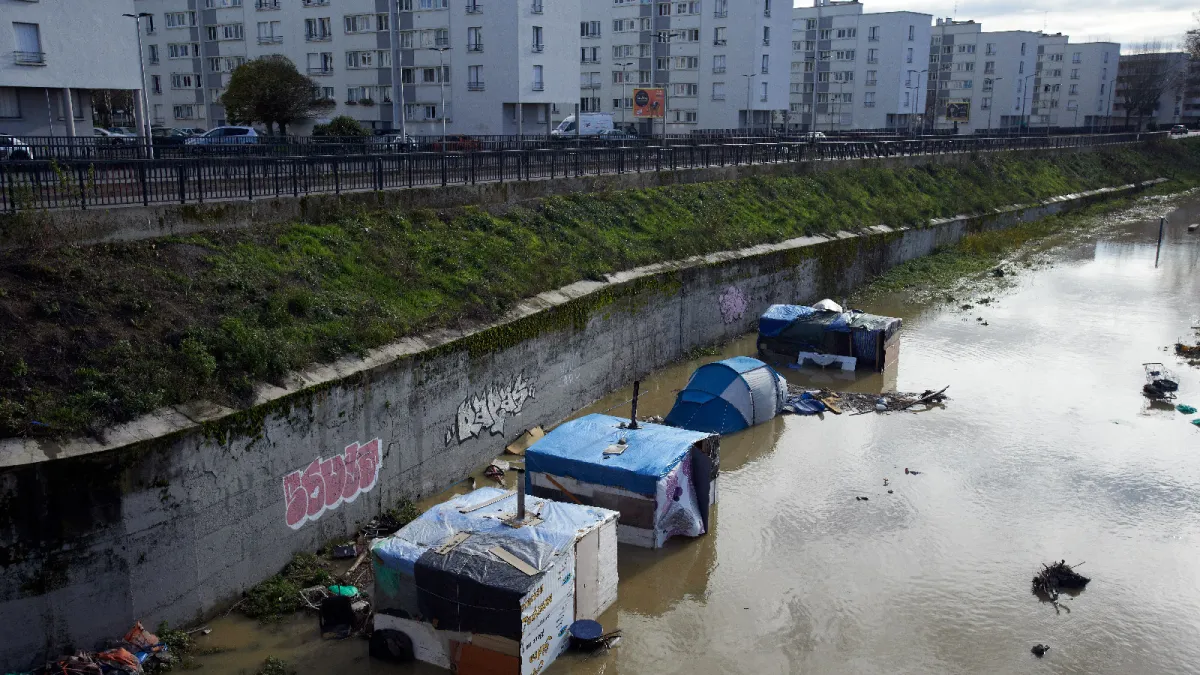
left=757, top=304, right=902, bottom=371
left=664, top=356, right=788, bottom=435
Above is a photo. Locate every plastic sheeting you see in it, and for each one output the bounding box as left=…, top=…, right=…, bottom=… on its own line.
left=758, top=304, right=817, bottom=338
left=524, top=414, right=713, bottom=496
left=757, top=304, right=902, bottom=371
left=664, top=357, right=787, bottom=434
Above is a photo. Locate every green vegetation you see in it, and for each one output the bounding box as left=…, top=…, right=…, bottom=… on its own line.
left=312, top=115, right=370, bottom=137
left=2, top=140, right=1199, bottom=439
left=241, top=553, right=332, bottom=622
left=257, top=657, right=295, bottom=675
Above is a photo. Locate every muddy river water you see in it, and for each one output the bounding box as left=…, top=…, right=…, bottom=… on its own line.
left=190, top=192, right=1200, bottom=674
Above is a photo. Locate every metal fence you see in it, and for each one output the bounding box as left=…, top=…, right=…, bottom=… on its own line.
left=0, top=132, right=1158, bottom=213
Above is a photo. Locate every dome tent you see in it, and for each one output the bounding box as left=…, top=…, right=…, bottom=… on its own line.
left=664, top=356, right=788, bottom=434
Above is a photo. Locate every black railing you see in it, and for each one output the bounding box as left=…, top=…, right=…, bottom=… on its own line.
left=0, top=133, right=1158, bottom=213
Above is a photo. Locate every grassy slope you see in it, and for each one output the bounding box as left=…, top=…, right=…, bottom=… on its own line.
left=2, top=140, right=1199, bottom=439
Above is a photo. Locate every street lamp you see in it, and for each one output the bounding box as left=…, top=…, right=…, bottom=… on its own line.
left=617, top=61, right=634, bottom=129
left=1020, top=73, right=1036, bottom=134
left=987, top=76, right=1003, bottom=133
left=388, top=0, right=405, bottom=138
left=122, top=12, right=155, bottom=156
left=652, top=30, right=683, bottom=142
left=743, top=73, right=755, bottom=130
left=431, top=45, right=450, bottom=148
left=913, top=69, right=928, bottom=137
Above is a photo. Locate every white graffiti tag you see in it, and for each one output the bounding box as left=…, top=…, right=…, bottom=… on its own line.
left=719, top=286, right=747, bottom=324
left=445, top=373, right=536, bottom=445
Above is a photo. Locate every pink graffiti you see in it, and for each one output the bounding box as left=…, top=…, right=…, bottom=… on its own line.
left=283, top=439, right=382, bottom=530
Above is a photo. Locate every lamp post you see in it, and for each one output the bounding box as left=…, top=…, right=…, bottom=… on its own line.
left=389, top=0, right=404, bottom=138
left=743, top=73, right=754, bottom=130
left=913, top=69, right=928, bottom=137
left=987, top=76, right=1003, bottom=133
left=122, top=12, right=155, bottom=157
left=1020, top=73, right=1036, bottom=134
left=432, top=45, right=449, bottom=148
left=617, top=61, right=634, bottom=129
left=652, top=29, right=682, bottom=143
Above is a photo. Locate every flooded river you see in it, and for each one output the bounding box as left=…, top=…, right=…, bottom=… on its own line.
left=191, top=192, right=1200, bottom=674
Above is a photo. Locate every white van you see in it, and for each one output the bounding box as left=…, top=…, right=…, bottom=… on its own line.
left=551, top=113, right=615, bottom=137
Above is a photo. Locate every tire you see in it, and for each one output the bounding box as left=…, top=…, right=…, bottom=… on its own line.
left=369, top=629, right=414, bottom=663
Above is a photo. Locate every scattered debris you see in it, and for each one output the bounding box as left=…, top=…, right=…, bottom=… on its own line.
left=331, top=543, right=357, bottom=559
left=788, top=387, right=950, bottom=416
left=504, top=426, right=545, bottom=456
left=905, top=468, right=921, bottom=475
left=483, top=461, right=506, bottom=485
left=993, top=267, right=1007, bottom=277
left=1178, top=404, right=1197, bottom=415
left=855, top=496, right=869, bottom=501
left=1032, top=560, right=1090, bottom=600
left=1031, top=644, right=1050, bottom=657
left=1189, top=223, right=1199, bottom=233
left=887, top=490, right=894, bottom=494
left=1143, top=362, right=1180, bottom=399
left=883, top=478, right=889, bottom=486
left=568, top=619, right=622, bottom=653
left=31, top=622, right=172, bottom=674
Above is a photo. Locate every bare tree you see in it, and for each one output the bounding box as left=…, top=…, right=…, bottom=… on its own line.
left=1116, top=42, right=1185, bottom=130
left=1186, top=14, right=1199, bottom=60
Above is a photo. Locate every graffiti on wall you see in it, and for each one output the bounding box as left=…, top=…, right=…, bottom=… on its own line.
left=284, top=439, right=382, bottom=529
left=719, top=286, right=747, bottom=324
left=445, top=373, right=536, bottom=445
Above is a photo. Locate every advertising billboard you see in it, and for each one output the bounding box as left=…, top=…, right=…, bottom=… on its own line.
left=633, top=88, right=666, bottom=118
left=946, top=100, right=971, bottom=122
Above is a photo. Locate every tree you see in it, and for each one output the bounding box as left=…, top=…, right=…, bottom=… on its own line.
left=1186, top=14, right=1199, bottom=60
left=312, top=116, right=369, bottom=137
left=1115, top=42, right=1185, bottom=130
left=91, top=90, right=136, bottom=129
left=220, top=55, right=333, bottom=135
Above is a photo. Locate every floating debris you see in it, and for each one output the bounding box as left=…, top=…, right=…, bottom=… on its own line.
left=786, top=386, right=949, bottom=416
left=1032, top=560, right=1090, bottom=600
left=1031, top=644, right=1050, bottom=657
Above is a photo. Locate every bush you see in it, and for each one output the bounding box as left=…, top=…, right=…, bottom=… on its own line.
left=312, top=115, right=369, bottom=137
left=242, top=553, right=332, bottom=621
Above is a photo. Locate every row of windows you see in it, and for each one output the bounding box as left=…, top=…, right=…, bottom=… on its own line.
left=799, top=21, right=918, bottom=42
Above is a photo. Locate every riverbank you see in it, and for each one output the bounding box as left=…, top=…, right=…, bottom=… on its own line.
left=2, top=141, right=1198, bottom=440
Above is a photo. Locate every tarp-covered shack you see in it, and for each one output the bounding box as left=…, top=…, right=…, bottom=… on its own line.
left=757, top=304, right=901, bottom=372
left=371, top=488, right=619, bottom=674
left=664, top=356, right=788, bottom=434
left=525, top=414, right=719, bottom=549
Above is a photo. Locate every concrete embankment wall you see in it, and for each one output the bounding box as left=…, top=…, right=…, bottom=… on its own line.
left=0, top=179, right=1153, bottom=669
left=0, top=144, right=1113, bottom=250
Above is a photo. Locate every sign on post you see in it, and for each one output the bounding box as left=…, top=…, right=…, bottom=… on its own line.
left=946, top=100, right=971, bottom=122
left=633, top=88, right=666, bottom=118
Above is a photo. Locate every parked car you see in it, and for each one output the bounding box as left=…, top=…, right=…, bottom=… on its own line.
left=371, top=132, right=418, bottom=152
left=428, top=134, right=481, bottom=152
left=184, top=126, right=259, bottom=152
left=0, top=133, right=34, bottom=160
left=551, top=112, right=615, bottom=138
left=180, top=127, right=207, bottom=136
left=93, top=127, right=138, bottom=147
left=108, top=127, right=139, bottom=137
left=593, top=129, right=637, bottom=143
left=1171, top=124, right=1189, bottom=136
left=803, top=131, right=828, bottom=142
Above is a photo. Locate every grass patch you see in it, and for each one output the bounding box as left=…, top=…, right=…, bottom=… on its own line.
left=241, top=553, right=332, bottom=622
left=257, top=657, right=295, bottom=675
left=2, top=140, right=1200, bottom=438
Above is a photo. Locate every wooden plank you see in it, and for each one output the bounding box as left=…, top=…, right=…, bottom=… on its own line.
left=458, top=490, right=515, bottom=513
left=575, top=528, right=600, bottom=620
left=489, top=545, right=540, bottom=576
left=435, top=532, right=471, bottom=555
left=543, top=474, right=584, bottom=505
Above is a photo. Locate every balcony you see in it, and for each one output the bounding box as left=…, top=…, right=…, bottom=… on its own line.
left=467, top=81, right=485, bottom=90
left=713, top=10, right=727, bottom=18
left=531, top=43, right=544, bottom=53
left=760, top=68, right=769, bottom=75
left=863, top=101, right=875, bottom=107
left=713, top=66, right=726, bottom=74
left=467, top=42, right=483, bottom=52
left=466, top=3, right=481, bottom=12
left=307, top=66, right=333, bottom=75
left=760, top=94, right=768, bottom=101
left=763, top=9, right=770, bottom=17
left=712, top=93, right=725, bottom=100
left=581, top=82, right=600, bottom=89
left=434, top=38, right=450, bottom=48
left=302, top=0, right=328, bottom=5
left=714, top=39, right=726, bottom=46
left=762, top=39, right=770, bottom=46
left=258, top=36, right=282, bottom=44
left=865, top=79, right=877, bottom=86
left=13, top=51, right=45, bottom=65
left=532, top=82, right=544, bottom=91
left=867, top=58, right=878, bottom=64
left=256, top=0, right=279, bottom=8
left=306, top=33, right=332, bottom=42
left=868, top=36, right=879, bottom=42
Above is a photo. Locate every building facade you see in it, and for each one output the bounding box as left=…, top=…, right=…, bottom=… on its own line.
left=580, top=0, right=792, bottom=134
left=1113, top=51, right=1192, bottom=129
left=791, top=1, right=933, bottom=132
left=133, top=0, right=580, bottom=135
left=926, top=20, right=1039, bottom=134
left=1032, top=34, right=1118, bottom=131
left=0, top=0, right=144, bottom=137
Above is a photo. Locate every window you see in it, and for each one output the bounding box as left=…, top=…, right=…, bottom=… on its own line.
left=906, top=48, right=913, bottom=64
left=583, top=46, right=600, bottom=62
left=908, top=25, right=915, bottom=41
left=867, top=49, right=878, bottom=64
left=714, top=0, right=728, bottom=17
left=580, top=97, right=601, bottom=112
left=533, top=64, right=544, bottom=91
left=257, top=21, right=282, bottom=43
left=467, top=27, right=482, bottom=50
left=206, top=23, right=244, bottom=41
left=984, top=61, right=994, bottom=74
left=168, top=43, right=199, bottom=58
left=763, top=0, right=771, bottom=17
left=678, top=29, right=700, bottom=42
left=421, top=66, right=449, bottom=83
left=208, top=56, right=246, bottom=72
left=613, top=19, right=637, bottom=33
left=256, top=0, right=280, bottom=8
left=305, top=18, right=332, bottom=41
left=306, top=52, right=334, bottom=74
left=982, top=78, right=993, bottom=92
left=673, top=56, right=698, bottom=69
left=866, top=69, right=877, bottom=85
left=980, top=96, right=991, bottom=110
left=417, top=0, right=447, bottom=7
left=346, top=51, right=375, bottom=69
left=868, top=26, right=879, bottom=41
left=171, top=73, right=201, bottom=89
left=1019, top=62, right=1024, bottom=75
left=956, top=62, right=974, bottom=72
left=165, top=12, right=196, bottom=28
left=864, top=91, right=875, bottom=107
left=834, top=50, right=854, bottom=61
left=903, top=91, right=910, bottom=107
left=1020, top=42, right=1027, bottom=56
left=468, top=65, right=483, bottom=89
left=205, top=0, right=242, bottom=7
left=151, top=75, right=162, bottom=94
left=760, top=54, right=769, bottom=74
left=806, top=19, right=816, bottom=30
left=986, top=43, right=996, bottom=55
left=957, top=44, right=975, bottom=54
left=344, top=14, right=376, bottom=33
left=714, top=27, right=726, bottom=46
left=1103, top=51, right=1109, bottom=63
left=612, top=45, right=633, bottom=59
left=760, top=81, right=768, bottom=101
left=658, top=2, right=670, bottom=15
left=145, top=15, right=156, bottom=34
left=581, top=21, right=600, bottom=38
left=532, top=26, right=543, bottom=51
left=1070, top=68, right=1079, bottom=79
left=763, top=27, right=770, bottom=46
left=712, top=82, right=725, bottom=100
left=713, top=54, right=726, bottom=73
left=147, top=44, right=160, bottom=64
left=671, top=83, right=697, bottom=97
left=819, top=29, right=831, bottom=40
left=835, top=28, right=856, bottom=39
left=173, top=104, right=202, bottom=119
left=1072, top=52, right=1081, bottom=63
left=12, top=22, right=41, bottom=64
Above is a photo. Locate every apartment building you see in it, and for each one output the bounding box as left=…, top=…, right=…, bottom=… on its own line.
left=1032, top=34, right=1118, bottom=130
left=134, top=0, right=579, bottom=135
left=0, top=0, right=144, bottom=136
left=791, top=1, right=932, bottom=132
left=927, top=19, right=1038, bottom=134
left=580, top=0, right=791, bottom=134
left=1113, top=52, right=1192, bottom=128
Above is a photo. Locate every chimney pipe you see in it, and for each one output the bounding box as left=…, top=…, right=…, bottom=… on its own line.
left=629, top=381, right=641, bottom=429
left=516, top=468, right=526, bottom=520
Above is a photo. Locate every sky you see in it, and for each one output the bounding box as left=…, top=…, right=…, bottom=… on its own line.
left=805, top=0, right=1199, bottom=51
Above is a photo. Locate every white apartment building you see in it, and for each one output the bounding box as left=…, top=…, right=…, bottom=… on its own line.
left=927, top=19, right=1039, bottom=134
left=791, top=1, right=932, bottom=132
left=0, top=0, right=144, bottom=137
left=134, top=0, right=579, bottom=135
left=580, top=0, right=792, bottom=134
left=1031, top=34, right=1118, bottom=130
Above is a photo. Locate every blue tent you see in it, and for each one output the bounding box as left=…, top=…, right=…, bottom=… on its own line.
left=664, top=356, right=788, bottom=434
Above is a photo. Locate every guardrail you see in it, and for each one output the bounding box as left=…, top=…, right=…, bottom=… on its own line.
left=0, top=133, right=1158, bottom=213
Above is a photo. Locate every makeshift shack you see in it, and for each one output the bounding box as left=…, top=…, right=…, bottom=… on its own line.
left=663, top=356, right=787, bottom=434
left=757, top=303, right=901, bottom=372
left=524, top=414, right=719, bottom=549
left=371, top=488, right=619, bottom=674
